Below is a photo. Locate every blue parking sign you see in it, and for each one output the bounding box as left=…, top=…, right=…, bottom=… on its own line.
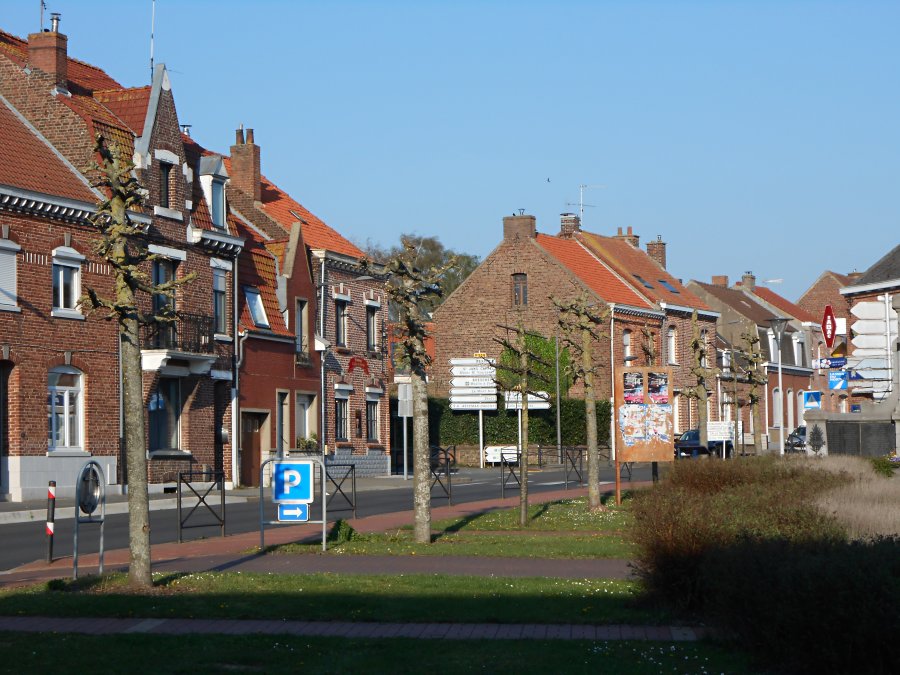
left=272, top=461, right=313, bottom=503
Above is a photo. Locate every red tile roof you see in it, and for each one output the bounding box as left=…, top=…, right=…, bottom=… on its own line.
left=237, top=243, right=292, bottom=337
left=0, top=97, right=96, bottom=202
left=0, top=29, right=121, bottom=94
left=94, top=86, right=151, bottom=135
left=221, top=157, right=363, bottom=258
left=577, top=232, right=710, bottom=310
left=535, top=234, right=653, bottom=308
left=750, top=287, right=817, bottom=323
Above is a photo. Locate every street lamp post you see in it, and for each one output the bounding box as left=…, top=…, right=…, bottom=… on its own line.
left=769, top=317, right=789, bottom=456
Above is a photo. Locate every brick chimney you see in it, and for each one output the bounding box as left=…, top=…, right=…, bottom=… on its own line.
left=503, top=213, right=536, bottom=240
left=28, top=13, right=68, bottom=89
left=741, top=271, right=756, bottom=291
left=614, top=226, right=640, bottom=248
left=711, top=275, right=729, bottom=287
left=559, top=213, right=580, bottom=238
left=230, top=126, right=261, bottom=201
left=646, top=235, right=666, bottom=269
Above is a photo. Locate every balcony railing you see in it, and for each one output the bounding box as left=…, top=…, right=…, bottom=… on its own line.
left=294, top=351, right=312, bottom=367
left=141, top=313, right=215, bottom=354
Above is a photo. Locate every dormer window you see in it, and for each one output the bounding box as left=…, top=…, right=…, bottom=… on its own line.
left=244, top=287, right=269, bottom=328
left=211, top=179, right=226, bottom=228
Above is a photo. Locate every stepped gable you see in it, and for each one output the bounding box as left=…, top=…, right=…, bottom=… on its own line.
left=534, top=233, right=652, bottom=307
left=751, top=286, right=816, bottom=323
left=0, top=95, right=96, bottom=202
left=578, top=231, right=709, bottom=310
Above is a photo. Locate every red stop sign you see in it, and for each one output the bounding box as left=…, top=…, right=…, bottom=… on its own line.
left=822, top=305, right=837, bottom=349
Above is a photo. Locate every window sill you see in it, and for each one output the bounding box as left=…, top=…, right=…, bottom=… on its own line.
left=335, top=346, right=351, bottom=355
left=366, top=443, right=383, bottom=449
left=335, top=442, right=352, bottom=448
left=153, top=205, right=184, bottom=221
left=47, top=450, right=90, bottom=457
left=214, top=333, right=233, bottom=343
left=51, top=308, right=85, bottom=321
left=0, top=304, right=22, bottom=313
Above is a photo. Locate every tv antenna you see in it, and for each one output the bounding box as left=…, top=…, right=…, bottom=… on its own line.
left=567, top=184, right=606, bottom=224
left=149, top=0, right=156, bottom=82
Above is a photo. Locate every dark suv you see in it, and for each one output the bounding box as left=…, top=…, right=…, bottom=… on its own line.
left=674, top=429, right=733, bottom=459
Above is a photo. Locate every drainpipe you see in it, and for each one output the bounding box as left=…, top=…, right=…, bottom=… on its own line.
left=231, top=254, right=241, bottom=488
left=319, top=256, right=328, bottom=458
left=884, top=293, right=893, bottom=396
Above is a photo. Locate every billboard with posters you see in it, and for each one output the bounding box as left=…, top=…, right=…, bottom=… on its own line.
left=615, top=367, right=675, bottom=463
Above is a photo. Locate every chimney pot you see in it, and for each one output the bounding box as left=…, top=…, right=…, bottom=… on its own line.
left=28, top=19, right=68, bottom=88
left=559, top=212, right=581, bottom=238
left=503, top=214, right=537, bottom=241
left=230, top=126, right=261, bottom=201
left=741, top=271, right=756, bottom=291
left=235, top=127, right=244, bottom=145
left=246, top=128, right=255, bottom=144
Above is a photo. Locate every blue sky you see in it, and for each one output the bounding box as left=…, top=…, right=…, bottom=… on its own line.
left=6, top=1, right=899, bottom=302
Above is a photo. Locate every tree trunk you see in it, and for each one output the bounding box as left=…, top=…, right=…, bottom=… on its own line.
left=120, top=314, right=152, bottom=588
left=583, top=328, right=600, bottom=509
left=697, top=386, right=709, bottom=451
left=752, top=400, right=763, bottom=455
left=411, top=368, right=431, bottom=543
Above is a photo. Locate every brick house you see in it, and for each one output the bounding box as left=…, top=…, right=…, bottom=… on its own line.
left=687, top=277, right=814, bottom=450
left=220, top=131, right=391, bottom=477
left=0, top=22, right=244, bottom=498
left=433, top=213, right=721, bottom=455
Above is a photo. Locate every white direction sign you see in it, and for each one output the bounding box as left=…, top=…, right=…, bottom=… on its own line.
left=451, top=365, right=495, bottom=377
left=504, top=391, right=551, bottom=410
left=851, top=319, right=888, bottom=335
left=851, top=301, right=896, bottom=321
left=451, top=387, right=496, bottom=396
left=451, top=377, right=495, bottom=388
left=450, top=402, right=498, bottom=410
left=449, top=357, right=495, bottom=366
left=449, top=394, right=497, bottom=403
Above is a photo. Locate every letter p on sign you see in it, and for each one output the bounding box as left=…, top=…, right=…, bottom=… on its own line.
left=273, top=461, right=313, bottom=503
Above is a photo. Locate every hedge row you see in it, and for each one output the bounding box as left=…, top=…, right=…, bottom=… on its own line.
left=425, top=397, right=611, bottom=447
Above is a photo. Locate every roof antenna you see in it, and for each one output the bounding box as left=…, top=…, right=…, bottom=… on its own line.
left=40, top=0, right=46, bottom=31
left=149, top=0, right=156, bottom=82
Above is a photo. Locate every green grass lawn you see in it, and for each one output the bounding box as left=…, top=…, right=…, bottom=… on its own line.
left=0, top=633, right=758, bottom=675
left=0, top=572, right=663, bottom=625
left=272, top=496, right=636, bottom=558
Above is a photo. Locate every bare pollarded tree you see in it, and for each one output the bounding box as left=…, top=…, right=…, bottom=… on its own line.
left=83, top=135, right=195, bottom=588
left=384, top=244, right=456, bottom=543
left=554, top=292, right=609, bottom=509
left=682, top=311, right=719, bottom=454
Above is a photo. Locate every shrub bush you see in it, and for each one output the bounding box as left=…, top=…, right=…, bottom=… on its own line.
left=630, top=457, right=900, bottom=674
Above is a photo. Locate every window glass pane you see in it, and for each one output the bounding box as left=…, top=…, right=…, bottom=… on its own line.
left=245, top=288, right=269, bottom=328
left=160, top=162, right=171, bottom=208
left=335, top=301, right=347, bottom=345
left=366, top=307, right=377, bottom=351
left=335, top=399, right=348, bottom=440
left=367, top=400, right=378, bottom=440
left=67, top=390, right=79, bottom=447
left=213, top=270, right=227, bottom=334
left=211, top=180, right=225, bottom=227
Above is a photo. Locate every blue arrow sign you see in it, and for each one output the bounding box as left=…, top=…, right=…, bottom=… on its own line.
left=277, top=503, right=309, bottom=522
left=273, top=461, right=314, bottom=503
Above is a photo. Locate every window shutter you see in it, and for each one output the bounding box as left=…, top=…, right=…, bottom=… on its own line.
left=0, top=249, right=16, bottom=307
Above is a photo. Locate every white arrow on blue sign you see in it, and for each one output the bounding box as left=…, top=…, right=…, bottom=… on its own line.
left=277, top=503, right=309, bottom=522
left=273, top=461, right=314, bottom=503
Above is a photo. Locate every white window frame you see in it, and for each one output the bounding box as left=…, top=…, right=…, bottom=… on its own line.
left=47, top=366, right=83, bottom=453
left=51, top=246, right=85, bottom=319
left=772, top=387, right=783, bottom=429
left=245, top=287, right=269, bottom=328
left=366, top=398, right=379, bottom=442
left=335, top=300, right=348, bottom=347
left=623, top=329, right=632, bottom=364
left=213, top=269, right=227, bottom=335
left=0, top=237, right=21, bottom=311
left=667, top=326, right=678, bottom=364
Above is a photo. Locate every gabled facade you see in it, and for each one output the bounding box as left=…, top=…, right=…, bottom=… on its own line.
left=433, top=212, right=725, bottom=455
left=0, top=21, right=243, bottom=499
left=223, top=130, right=391, bottom=477
left=687, top=277, right=814, bottom=449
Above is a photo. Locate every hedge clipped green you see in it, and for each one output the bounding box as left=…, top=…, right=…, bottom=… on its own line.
left=426, top=397, right=610, bottom=447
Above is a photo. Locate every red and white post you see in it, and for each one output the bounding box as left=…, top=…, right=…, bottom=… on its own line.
left=46, top=480, right=56, bottom=563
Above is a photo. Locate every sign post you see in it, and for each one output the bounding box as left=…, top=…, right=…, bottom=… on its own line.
left=259, top=457, right=326, bottom=551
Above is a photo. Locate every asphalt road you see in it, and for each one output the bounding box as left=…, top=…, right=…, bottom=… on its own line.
left=0, top=464, right=650, bottom=572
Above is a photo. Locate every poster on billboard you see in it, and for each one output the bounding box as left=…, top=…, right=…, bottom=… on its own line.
left=615, top=366, right=675, bottom=463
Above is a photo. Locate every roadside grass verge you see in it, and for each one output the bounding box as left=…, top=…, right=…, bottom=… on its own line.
left=0, top=572, right=663, bottom=625
left=632, top=455, right=900, bottom=674
left=271, top=496, right=637, bottom=558
left=0, top=633, right=757, bottom=675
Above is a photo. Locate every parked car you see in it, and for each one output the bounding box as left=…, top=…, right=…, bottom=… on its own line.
left=674, top=429, right=733, bottom=459
left=785, top=426, right=807, bottom=453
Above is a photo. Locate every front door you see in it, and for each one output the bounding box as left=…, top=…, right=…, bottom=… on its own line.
left=240, top=412, right=264, bottom=487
